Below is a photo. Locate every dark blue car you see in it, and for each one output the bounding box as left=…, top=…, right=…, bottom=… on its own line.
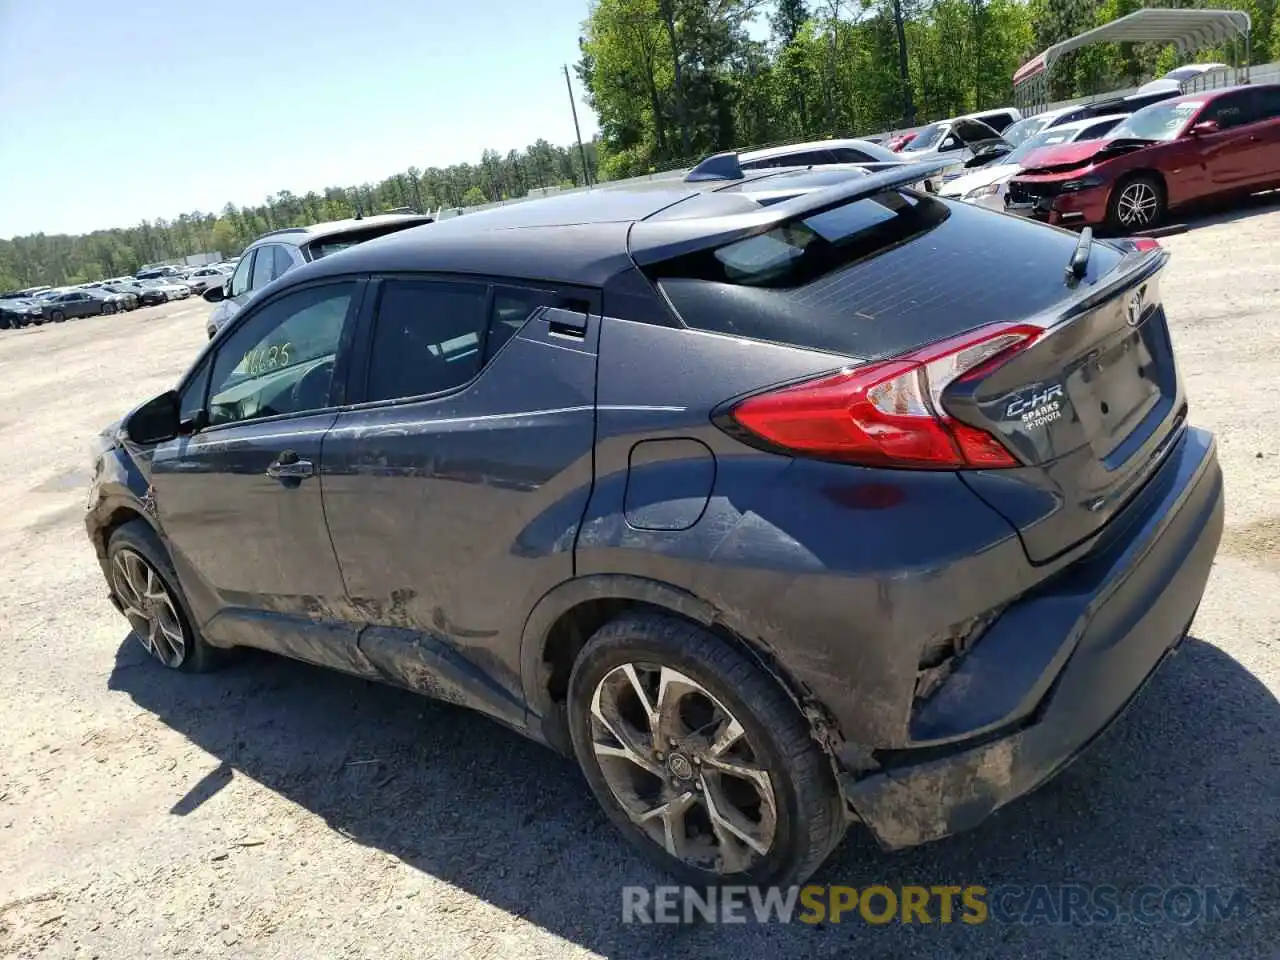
left=85, top=163, right=1223, bottom=885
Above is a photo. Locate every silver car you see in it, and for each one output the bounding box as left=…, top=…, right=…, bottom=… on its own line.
left=204, top=213, right=434, bottom=338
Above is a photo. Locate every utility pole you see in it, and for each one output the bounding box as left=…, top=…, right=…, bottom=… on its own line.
left=564, top=64, right=592, bottom=188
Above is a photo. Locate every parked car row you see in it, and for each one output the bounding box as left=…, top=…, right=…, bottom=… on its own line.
left=0, top=268, right=224, bottom=330
left=1004, top=83, right=1280, bottom=230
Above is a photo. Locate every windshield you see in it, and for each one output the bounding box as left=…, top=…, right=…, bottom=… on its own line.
left=901, top=123, right=945, bottom=152
left=1003, top=127, right=1086, bottom=164
left=1000, top=116, right=1050, bottom=147
left=1109, top=101, right=1202, bottom=141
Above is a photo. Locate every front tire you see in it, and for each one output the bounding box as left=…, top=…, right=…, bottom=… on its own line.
left=568, top=612, right=846, bottom=886
left=106, top=520, right=222, bottom=673
left=50, top=310, right=65, bottom=323
left=1108, top=174, right=1165, bottom=232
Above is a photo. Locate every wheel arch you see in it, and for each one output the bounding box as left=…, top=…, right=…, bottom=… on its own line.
left=89, top=499, right=155, bottom=559
left=519, top=575, right=839, bottom=758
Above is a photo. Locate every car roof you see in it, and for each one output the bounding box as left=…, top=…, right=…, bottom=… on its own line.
left=1167, top=82, right=1271, bottom=106
left=740, top=138, right=894, bottom=162
left=275, top=165, right=934, bottom=289
left=246, top=213, right=434, bottom=249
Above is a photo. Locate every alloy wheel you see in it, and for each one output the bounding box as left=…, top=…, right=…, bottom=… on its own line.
left=1116, top=181, right=1159, bottom=227
left=589, top=662, right=778, bottom=874
left=111, top=548, right=186, bottom=668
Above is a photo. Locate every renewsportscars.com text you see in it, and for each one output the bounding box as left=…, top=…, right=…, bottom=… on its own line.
left=621, top=884, right=1249, bottom=925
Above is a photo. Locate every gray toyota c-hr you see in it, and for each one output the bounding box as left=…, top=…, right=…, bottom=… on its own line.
left=86, top=161, right=1223, bottom=885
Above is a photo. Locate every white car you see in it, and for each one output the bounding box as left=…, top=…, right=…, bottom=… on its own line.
left=894, top=107, right=1022, bottom=163
left=940, top=114, right=1129, bottom=210
left=735, top=137, right=916, bottom=171
left=1138, top=62, right=1229, bottom=96
left=181, top=265, right=231, bottom=294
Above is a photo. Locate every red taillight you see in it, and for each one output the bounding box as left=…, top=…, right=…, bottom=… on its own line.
left=1131, top=237, right=1161, bottom=253
left=726, top=323, right=1042, bottom=470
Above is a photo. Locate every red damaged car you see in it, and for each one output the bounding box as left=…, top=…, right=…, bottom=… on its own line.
left=1006, top=84, right=1280, bottom=230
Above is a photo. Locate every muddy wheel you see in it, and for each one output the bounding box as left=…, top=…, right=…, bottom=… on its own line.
left=107, top=520, right=225, bottom=673
left=568, top=612, right=846, bottom=886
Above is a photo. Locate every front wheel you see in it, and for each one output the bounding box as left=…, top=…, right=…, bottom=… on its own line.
left=1108, top=174, right=1165, bottom=232
left=50, top=310, right=65, bottom=323
left=568, top=613, right=846, bottom=886
left=107, top=520, right=224, bottom=673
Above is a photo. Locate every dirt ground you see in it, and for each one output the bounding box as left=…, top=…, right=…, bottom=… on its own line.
left=1, top=205, right=1278, bottom=960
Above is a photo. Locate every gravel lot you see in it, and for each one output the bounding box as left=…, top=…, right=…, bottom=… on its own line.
left=1, top=206, right=1278, bottom=959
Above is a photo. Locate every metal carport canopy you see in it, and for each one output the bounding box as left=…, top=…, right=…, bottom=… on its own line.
left=1013, top=8, right=1253, bottom=86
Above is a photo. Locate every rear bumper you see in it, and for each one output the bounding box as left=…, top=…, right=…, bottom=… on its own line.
left=843, top=426, right=1223, bottom=849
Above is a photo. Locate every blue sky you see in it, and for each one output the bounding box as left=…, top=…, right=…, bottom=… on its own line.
left=0, top=0, right=601, bottom=238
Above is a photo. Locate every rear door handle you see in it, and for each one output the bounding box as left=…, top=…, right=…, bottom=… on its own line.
left=544, top=306, right=588, bottom=340
left=266, top=456, right=314, bottom=480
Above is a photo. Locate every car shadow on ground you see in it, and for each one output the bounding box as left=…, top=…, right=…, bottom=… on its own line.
left=1125, top=189, right=1280, bottom=239
left=108, top=634, right=1279, bottom=958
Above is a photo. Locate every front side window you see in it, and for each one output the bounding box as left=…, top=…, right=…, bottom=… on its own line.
left=1201, top=91, right=1258, bottom=129
left=228, top=253, right=254, bottom=297
left=179, top=360, right=211, bottom=424
left=206, top=282, right=356, bottom=426
left=364, top=280, right=490, bottom=403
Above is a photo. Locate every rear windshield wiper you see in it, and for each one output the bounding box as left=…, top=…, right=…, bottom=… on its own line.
left=1066, top=226, right=1093, bottom=284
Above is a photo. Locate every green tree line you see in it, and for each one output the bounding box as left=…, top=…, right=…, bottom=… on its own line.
left=3, top=0, right=1273, bottom=290
left=0, top=139, right=598, bottom=290
left=579, top=0, right=1275, bottom=179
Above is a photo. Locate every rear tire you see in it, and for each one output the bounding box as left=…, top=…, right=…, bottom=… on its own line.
left=1107, top=174, right=1165, bottom=232
left=106, top=520, right=226, bottom=673
left=568, top=612, right=846, bottom=886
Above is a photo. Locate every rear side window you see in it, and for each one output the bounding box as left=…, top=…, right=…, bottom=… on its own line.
left=249, top=246, right=277, bottom=290
left=490, top=286, right=558, bottom=355
left=1255, top=86, right=1280, bottom=120
left=273, top=246, right=294, bottom=277
left=744, top=150, right=834, bottom=170
left=364, top=280, right=490, bottom=402
left=830, top=147, right=878, bottom=163
left=362, top=281, right=566, bottom=403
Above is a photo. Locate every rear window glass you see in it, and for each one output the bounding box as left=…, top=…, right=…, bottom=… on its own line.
left=649, top=190, right=1119, bottom=359
left=657, top=191, right=940, bottom=289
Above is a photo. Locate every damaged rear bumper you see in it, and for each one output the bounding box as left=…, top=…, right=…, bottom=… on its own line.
left=842, top=426, right=1224, bottom=849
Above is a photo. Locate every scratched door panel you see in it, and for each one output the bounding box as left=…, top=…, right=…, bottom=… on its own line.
left=320, top=282, right=601, bottom=704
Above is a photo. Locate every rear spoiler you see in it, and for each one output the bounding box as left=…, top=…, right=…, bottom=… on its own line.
left=633, top=157, right=959, bottom=265
left=686, top=152, right=746, bottom=181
